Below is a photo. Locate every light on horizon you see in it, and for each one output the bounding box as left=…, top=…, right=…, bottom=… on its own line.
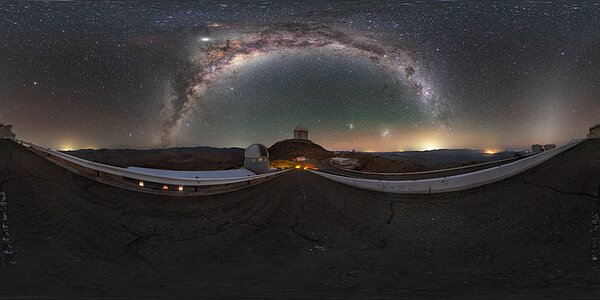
left=421, top=143, right=441, bottom=151
left=59, top=145, right=74, bottom=151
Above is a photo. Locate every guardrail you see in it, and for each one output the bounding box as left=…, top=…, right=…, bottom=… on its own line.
left=18, top=140, right=287, bottom=187
left=309, top=139, right=587, bottom=194
left=328, top=152, right=532, bottom=176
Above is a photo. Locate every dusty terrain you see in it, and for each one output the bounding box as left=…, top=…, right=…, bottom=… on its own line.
left=377, top=149, right=525, bottom=170
left=0, top=140, right=599, bottom=299
left=65, top=140, right=511, bottom=174
left=66, top=146, right=245, bottom=171
left=341, top=151, right=428, bottom=172
left=270, top=139, right=426, bottom=172
left=268, top=138, right=334, bottom=160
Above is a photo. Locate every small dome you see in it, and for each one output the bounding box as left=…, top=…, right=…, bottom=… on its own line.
left=245, top=144, right=269, bottom=158
left=294, top=124, right=308, bottom=132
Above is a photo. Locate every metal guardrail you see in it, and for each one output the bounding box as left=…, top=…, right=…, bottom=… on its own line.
left=328, top=152, right=532, bottom=176
left=309, top=139, right=587, bottom=194
left=18, top=140, right=288, bottom=187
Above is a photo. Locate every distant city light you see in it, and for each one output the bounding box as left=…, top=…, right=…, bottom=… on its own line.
left=138, top=181, right=144, bottom=187
left=422, top=144, right=439, bottom=151
left=178, top=185, right=184, bottom=191
left=162, top=185, right=169, bottom=190
left=200, top=37, right=210, bottom=42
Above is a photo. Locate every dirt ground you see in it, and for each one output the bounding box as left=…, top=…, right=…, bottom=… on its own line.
left=0, top=140, right=599, bottom=299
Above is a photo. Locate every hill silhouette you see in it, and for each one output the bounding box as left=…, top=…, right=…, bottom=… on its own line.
left=268, top=139, right=333, bottom=160
left=65, top=146, right=244, bottom=171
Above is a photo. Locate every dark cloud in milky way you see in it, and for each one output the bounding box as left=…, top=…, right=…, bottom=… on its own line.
left=159, top=23, right=443, bottom=146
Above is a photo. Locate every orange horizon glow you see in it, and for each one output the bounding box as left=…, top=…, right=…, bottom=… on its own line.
left=40, top=135, right=519, bottom=153
left=36, top=124, right=564, bottom=153
left=312, top=127, right=518, bottom=152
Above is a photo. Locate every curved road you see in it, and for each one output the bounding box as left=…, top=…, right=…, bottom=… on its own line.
left=0, top=140, right=599, bottom=298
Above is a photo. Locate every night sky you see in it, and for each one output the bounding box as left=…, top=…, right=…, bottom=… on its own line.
left=1, top=1, right=599, bottom=151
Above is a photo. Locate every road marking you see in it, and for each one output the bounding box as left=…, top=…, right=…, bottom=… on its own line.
left=0, top=192, right=15, bottom=265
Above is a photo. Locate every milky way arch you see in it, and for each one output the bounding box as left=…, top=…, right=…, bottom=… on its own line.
left=159, top=24, right=447, bottom=146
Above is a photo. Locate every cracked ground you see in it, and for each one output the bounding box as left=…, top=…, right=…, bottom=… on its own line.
left=0, top=140, right=599, bottom=299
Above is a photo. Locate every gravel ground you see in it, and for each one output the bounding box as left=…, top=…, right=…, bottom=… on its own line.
left=0, top=140, right=599, bottom=299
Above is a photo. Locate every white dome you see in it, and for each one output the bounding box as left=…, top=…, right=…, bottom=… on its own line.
left=245, top=144, right=269, bottom=158
left=294, top=124, right=308, bottom=132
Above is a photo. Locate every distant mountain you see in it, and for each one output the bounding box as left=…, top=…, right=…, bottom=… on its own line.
left=374, top=149, right=526, bottom=169
left=267, top=139, right=425, bottom=172
left=63, top=144, right=525, bottom=173
left=64, top=146, right=244, bottom=171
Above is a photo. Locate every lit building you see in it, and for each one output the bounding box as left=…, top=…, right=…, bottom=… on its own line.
left=531, top=144, right=543, bottom=153
left=588, top=123, right=600, bottom=138
left=330, top=157, right=359, bottom=168
left=0, top=123, right=16, bottom=140
left=244, top=144, right=270, bottom=174
left=293, top=124, right=308, bottom=140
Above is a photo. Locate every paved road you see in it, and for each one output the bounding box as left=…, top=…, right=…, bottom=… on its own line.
left=319, top=155, right=529, bottom=180
left=0, top=140, right=599, bottom=299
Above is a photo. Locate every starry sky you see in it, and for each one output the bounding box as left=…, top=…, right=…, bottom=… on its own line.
left=1, top=1, right=599, bottom=152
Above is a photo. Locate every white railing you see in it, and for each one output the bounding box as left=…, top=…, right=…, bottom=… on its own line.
left=19, top=141, right=287, bottom=186
left=310, top=139, right=587, bottom=194
left=329, top=153, right=532, bottom=176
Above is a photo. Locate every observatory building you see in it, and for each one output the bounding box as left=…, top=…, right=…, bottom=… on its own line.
left=0, top=123, right=16, bottom=140
left=588, top=123, right=600, bottom=138
left=294, top=124, right=308, bottom=140
left=330, top=157, right=359, bottom=168
left=531, top=144, right=543, bottom=153
left=244, top=144, right=270, bottom=174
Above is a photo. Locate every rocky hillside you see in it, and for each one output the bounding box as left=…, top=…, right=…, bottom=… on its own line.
left=342, top=152, right=426, bottom=172
left=64, top=147, right=244, bottom=171
left=268, top=139, right=333, bottom=160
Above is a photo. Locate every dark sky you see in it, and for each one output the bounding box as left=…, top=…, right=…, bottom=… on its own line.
left=1, top=1, right=599, bottom=151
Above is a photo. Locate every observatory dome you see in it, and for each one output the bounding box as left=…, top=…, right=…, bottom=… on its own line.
left=293, top=124, right=309, bottom=140
left=244, top=143, right=269, bottom=158
left=244, top=144, right=270, bottom=174
left=294, top=124, right=307, bottom=132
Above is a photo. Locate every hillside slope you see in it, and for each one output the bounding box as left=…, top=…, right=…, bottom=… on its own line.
left=65, top=146, right=244, bottom=171
left=268, top=139, right=333, bottom=160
